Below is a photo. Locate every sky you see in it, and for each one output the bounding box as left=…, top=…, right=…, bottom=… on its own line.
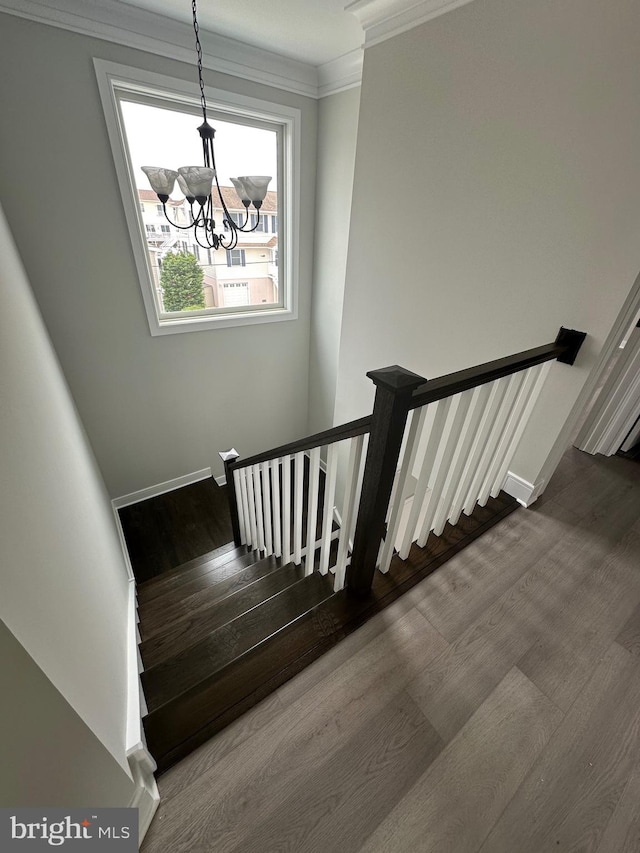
left=120, top=100, right=278, bottom=194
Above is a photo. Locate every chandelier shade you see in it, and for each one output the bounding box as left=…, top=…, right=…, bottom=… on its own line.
left=141, top=167, right=178, bottom=198
left=139, top=0, right=272, bottom=250
left=177, top=166, right=216, bottom=201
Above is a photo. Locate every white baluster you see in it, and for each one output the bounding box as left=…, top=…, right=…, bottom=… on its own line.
left=348, top=433, right=369, bottom=548
left=253, top=463, right=265, bottom=552
left=448, top=383, right=494, bottom=527
left=430, top=389, right=475, bottom=537
left=261, top=460, right=273, bottom=556
left=293, top=451, right=305, bottom=565
left=233, top=468, right=247, bottom=545
left=246, top=464, right=258, bottom=551
left=416, top=392, right=472, bottom=546
left=378, top=406, right=426, bottom=574
left=271, top=458, right=282, bottom=558
left=334, top=434, right=365, bottom=591
left=478, top=370, right=530, bottom=505
left=282, top=454, right=291, bottom=564
left=462, top=377, right=510, bottom=515
left=304, top=446, right=321, bottom=576
left=319, top=443, right=338, bottom=575
left=398, top=397, right=452, bottom=560
left=491, top=362, right=550, bottom=498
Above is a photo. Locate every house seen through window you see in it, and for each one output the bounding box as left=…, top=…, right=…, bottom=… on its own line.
left=118, top=97, right=281, bottom=321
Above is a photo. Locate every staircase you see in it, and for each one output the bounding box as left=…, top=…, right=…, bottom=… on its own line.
left=135, top=491, right=517, bottom=772
left=131, top=328, right=588, bottom=773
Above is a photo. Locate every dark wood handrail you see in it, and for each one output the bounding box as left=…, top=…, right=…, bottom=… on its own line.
left=410, top=330, right=584, bottom=411
left=228, top=415, right=372, bottom=472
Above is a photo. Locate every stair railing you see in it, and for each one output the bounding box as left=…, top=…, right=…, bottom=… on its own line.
left=221, top=326, right=586, bottom=597
left=220, top=417, right=372, bottom=589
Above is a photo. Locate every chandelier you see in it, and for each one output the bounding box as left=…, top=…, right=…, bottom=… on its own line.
left=141, top=0, right=272, bottom=251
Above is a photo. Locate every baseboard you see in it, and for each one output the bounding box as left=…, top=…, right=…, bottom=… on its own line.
left=112, top=467, right=212, bottom=509
left=126, top=583, right=160, bottom=840
left=127, top=743, right=160, bottom=842
left=502, top=471, right=545, bottom=507
left=214, top=473, right=227, bottom=487
left=112, top=503, right=135, bottom=583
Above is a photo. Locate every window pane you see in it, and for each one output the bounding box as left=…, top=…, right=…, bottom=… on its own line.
left=119, top=99, right=280, bottom=316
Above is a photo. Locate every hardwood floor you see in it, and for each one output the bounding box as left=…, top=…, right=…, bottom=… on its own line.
left=118, top=478, right=233, bottom=583
left=141, top=447, right=640, bottom=852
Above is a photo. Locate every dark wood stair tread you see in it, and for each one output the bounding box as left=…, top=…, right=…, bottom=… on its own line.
left=138, top=553, right=285, bottom=639
left=142, top=570, right=335, bottom=713
left=137, top=541, right=245, bottom=605
left=140, top=561, right=306, bottom=669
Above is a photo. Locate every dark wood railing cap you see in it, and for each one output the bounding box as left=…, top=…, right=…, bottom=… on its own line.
left=366, top=365, right=426, bottom=393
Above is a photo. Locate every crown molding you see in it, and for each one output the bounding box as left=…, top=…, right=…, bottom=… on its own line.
left=345, top=0, right=479, bottom=48
left=317, top=48, right=363, bottom=98
left=0, top=0, right=324, bottom=99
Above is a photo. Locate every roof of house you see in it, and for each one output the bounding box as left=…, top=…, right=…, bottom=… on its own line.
left=139, top=188, right=183, bottom=206
left=214, top=185, right=278, bottom=213
left=235, top=236, right=278, bottom=249
left=138, top=185, right=277, bottom=212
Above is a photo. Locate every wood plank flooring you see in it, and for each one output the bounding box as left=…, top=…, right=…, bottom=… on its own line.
left=119, top=478, right=233, bottom=583
left=142, top=447, right=640, bottom=853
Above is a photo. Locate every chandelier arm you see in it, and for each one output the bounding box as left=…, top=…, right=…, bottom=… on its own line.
left=218, top=227, right=239, bottom=251
left=191, top=225, right=216, bottom=250
left=211, top=170, right=244, bottom=231
left=161, top=202, right=206, bottom=232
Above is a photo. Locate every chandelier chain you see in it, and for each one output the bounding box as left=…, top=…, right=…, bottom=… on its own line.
left=191, top=0, right=208, bottom=122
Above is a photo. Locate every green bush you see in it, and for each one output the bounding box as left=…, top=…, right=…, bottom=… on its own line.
left=160, top=251, right=205, bottom=312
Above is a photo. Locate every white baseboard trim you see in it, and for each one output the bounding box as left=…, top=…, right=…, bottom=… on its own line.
left=127, top=743, right=160, bottom=842
left=112, top=502, right=135, bottom=583
left=502, top=471, right=546, bottom=507
left=126, top=583, right=159, bottom=840
left=112, top=467, right=213, bottom=509
left=215, top=474, right=227, bottom=487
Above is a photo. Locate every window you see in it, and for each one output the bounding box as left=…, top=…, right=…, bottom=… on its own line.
left=271, top=215, right=278, bottom=233
left=156, top=204, right=163, bottom=216
left=226, top=249, right=246, bottom=267
left=250, top=213, right=266, bottom=232
left=95, top=59, right=299, bottom=335
left=225, top=211, right=244, bottom=229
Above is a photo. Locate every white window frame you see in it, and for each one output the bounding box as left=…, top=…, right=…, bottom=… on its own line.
left=94, top=59, right=300, bottom=335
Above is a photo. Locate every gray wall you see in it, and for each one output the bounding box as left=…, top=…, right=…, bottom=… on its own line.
left=0, top=620, right=135, bottom=807
left=0, top=200, right=132, bottom=795
left=0, top=13, right=317, bottom=499
left=308, top=87, right=360, bottom=434
left=336, top=0, right=640, bottom=487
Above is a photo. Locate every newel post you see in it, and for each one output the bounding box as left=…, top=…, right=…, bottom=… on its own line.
left=346, top=366, right=426, bottom=597
left=219, top=448, right=242, bottom=546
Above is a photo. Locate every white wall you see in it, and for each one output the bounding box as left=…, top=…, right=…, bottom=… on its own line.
left=336, top=0, right=640, bottom=488
left=0, top=201, right=132, bottom=787
left=308, top=87, right=361, bottom=433
left=0, top=13, right=317, bottom=499
left=0, top=620, right=135, bottom=807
